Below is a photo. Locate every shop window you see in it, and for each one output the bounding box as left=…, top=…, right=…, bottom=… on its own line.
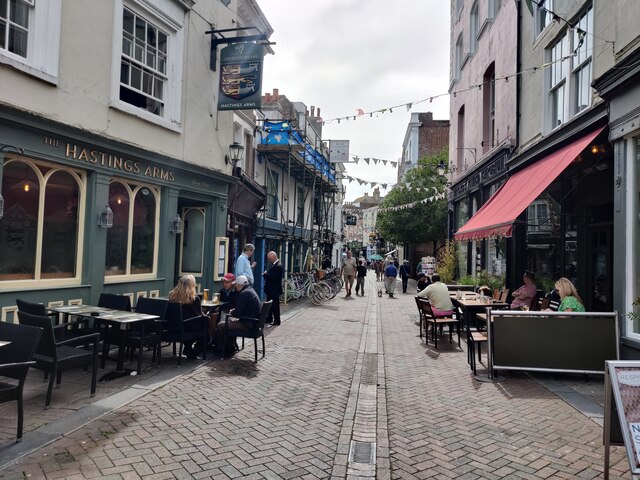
left=525, top=190, right=561, bottom=292
left=266, top=169, right=278, bottom=219
left=105, top=180, right=159, bottom=278
left=111, top=0, right=184, bottom=130
left=0, top=159, right=84, bottom=284
left=179, top=207, right=205, bottom=275
left=455, top=201, right=469, bottom=277
left=0, top=0, right=61, bottom=83
left=631, top=137, right=640, bottom=335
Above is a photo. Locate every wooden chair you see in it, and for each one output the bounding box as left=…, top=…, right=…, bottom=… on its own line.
left=222, top=301, right=272, bottom=362
left=499, top=288, right=510, bottom=303
left=463, top=310, right=488, bottom=375
left=416, top=298, right=459, bottom=349
left=415, top=296, right=427, bottom=339
left=0, top=322, right=42, bottom=442
left=18, top=311, right=100, bottom=408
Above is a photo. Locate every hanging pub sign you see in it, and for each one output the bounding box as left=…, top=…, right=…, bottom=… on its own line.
left=218, top=42, right=263, bottom=111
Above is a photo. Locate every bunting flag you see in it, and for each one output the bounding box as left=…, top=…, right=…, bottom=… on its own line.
left=376, top=189, right=447, bottom=213
left=373, top=158, right=378, bottom=165
left=364, top=158, right=370, bottom=165
left=381, top=183, right=388, bottom=189
left=382, top=160, right=387, bottom=166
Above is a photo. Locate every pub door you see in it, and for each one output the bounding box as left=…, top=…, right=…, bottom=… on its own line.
left=586, top=224, right=613, bottom=312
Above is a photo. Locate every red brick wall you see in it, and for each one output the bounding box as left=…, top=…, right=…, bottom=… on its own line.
left=418, top=116, right=449, bottom=159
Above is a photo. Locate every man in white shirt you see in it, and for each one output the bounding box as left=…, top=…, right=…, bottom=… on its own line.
left=234, top=243, right=256, bottom=285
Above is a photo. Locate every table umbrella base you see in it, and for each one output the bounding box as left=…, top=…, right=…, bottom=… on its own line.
left=474, top=373, right=506, bottom=383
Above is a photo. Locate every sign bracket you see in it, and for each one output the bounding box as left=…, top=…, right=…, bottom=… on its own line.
left=205, top=26, right=269, bottom=71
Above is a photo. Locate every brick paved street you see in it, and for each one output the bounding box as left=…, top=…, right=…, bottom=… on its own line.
left=0, top=273, right=632, bottom=479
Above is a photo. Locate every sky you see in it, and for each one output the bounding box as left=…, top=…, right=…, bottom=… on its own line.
left=257, top=0, right=452, bottom=202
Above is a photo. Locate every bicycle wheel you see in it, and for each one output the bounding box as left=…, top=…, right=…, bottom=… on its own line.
left=320, top=280, right=337, bottom=300
left=307, top=283, right=326, bottom=305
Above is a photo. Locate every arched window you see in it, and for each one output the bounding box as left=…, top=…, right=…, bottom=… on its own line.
left=179, top=207, right=205, bottom=275
left=105, top=179, right=159, bottom=278
left=41, top=171, right=80, bottom=278
left=0, top=159, right=84, bottom=284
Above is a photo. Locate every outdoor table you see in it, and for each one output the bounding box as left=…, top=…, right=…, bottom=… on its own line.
left=48, top=305, right=159, bottom=382
left=201, top=301, right=229, bottom=313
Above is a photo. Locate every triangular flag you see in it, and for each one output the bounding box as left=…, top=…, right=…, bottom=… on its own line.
left=373, top=158, right=378, bottom=164
left=381, top=184, right=387, bottom=189
left=406, top=103, right=412, bottom=111
left=364, top=158, right=370, bottom=165
left=354, top=157, right=360, bottom=164
left=382, top=160, right=387, bottom=166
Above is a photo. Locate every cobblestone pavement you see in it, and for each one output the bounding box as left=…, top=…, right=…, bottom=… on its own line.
left=0, top=273, right=632, bottom=479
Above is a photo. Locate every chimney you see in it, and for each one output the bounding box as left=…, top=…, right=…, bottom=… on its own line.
left=310, top=106, right=315, bottom=117
left=317, top=108, right=321, bottom=117
left=273, top=88, right=279, bottom=101
left=264, top=92, right=271, bottom=103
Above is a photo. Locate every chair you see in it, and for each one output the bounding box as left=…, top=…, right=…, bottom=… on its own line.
left=120, top=297, right=168, bottom=374
left=415, top=296, right=427, bottom=339
left=416, top=298, right=459, bottom=349
left=98, top=293, right=132, bottom=369
left=16, top=299, right=88, bottom=341
left=18, top=311, right=100, bottom=408
left=222, top=301, right=272, bottom=362
left=499, top=288, right=510, bottom=303
left=0, top=322, right=42, bottom=442
left=162, top=302, right=208, bottom=366
left=463, top=309, right=488, bottom=375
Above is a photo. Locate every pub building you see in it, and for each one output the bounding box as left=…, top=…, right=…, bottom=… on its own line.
left=0, top=107, right=233, bottom=321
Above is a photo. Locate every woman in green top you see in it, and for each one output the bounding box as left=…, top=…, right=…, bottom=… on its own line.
left=555, top=277, right=585, bottom=312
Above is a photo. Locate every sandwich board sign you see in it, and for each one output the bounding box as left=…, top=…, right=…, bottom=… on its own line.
left=604, top=361, right=640, bottom=479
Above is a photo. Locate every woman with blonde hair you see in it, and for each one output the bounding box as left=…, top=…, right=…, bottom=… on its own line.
left=168, top=274, right=206, bottom=358
left=554, top=277, right=585, bottom=312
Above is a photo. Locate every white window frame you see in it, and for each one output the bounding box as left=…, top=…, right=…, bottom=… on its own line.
left=547, top=34, right=569, bottom=131
left=454, top=33, right=463, bottom=81
left=0, top=0, right=62, bottom=84
left=533, top=0, right=554, bottom=39
left=104, top=179, right=160, bottom=283
left=625, top=136, right=640, bottom=339
left=178, top=207, right=206, bottom=276
left=455, top=0, right=464, bottom=22
left=488, top=0, right=501, bottom=19
left=469, top=2, right=479, bottom=54
left=110, top=0, right=184, bottom=132
left=0, top=157, right=86, bottom=291
left=571, top=7, right=593, bottom=114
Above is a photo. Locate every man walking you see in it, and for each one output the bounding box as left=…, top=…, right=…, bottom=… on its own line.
left=263, top=251, right=283, bottom=325
left=355, top=258, right=367, bottom=296
left=384, top=261, right=398, bottom=298
left=399, top=260, right=411, bottom=293
left=341, top=250, right=357, bottom=297
left=235, top=243, right=256, bottom=285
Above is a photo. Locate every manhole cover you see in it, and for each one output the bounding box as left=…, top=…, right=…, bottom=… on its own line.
left=349, top=440, right=376, bottom=464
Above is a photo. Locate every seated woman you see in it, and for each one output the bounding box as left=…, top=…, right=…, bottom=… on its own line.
left=168, top=274, right=207, bottom=359
left=555, top=277, right=585, bottom=312
left=510, top=271, right=537, bottom=309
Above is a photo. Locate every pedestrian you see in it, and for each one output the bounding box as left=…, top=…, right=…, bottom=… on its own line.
left=321, top=255, right=332, bottom=270
left=341, top=250, right=357, bottom=297
left=384, top=261, right=398, bottom=298
left=375, top=261, right=383, bottom=281
left=168, top=274, right=207, bottom=359
left=355, top=258, right=367, bottom=296
left=263, top=251, right=283, bottom=325
left=399, top=260, right=411, bottom=293
left=235, top=243, right=256, bottom=285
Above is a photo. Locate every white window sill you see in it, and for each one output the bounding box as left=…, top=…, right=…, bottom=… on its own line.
left=461, top=52, right=473, bottom=69
left=104, top=273, right=158, bottom=284
left=0, top=277, right=81, bottom=292
left=109, top=100, right=182, bottom=133
left=479, top=18, right=493, bottom=39
left=0, top=53, right=58, bottom=85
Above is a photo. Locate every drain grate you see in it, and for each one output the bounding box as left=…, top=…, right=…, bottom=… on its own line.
left=349, top=440, right=375, bottom=464
left=360, top=353, right=377, bottom=385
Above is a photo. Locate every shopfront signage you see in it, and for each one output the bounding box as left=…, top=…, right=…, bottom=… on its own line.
left=43, top=135, right=175, bottom=182
left=218, top=43, right=263, bottom=111
left=452, top=153, right=507, bottom=201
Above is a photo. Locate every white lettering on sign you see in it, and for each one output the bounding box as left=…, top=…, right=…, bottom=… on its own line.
left=630, top=423, right=640, bottom=466
left=618, top=372, right=640, bottom=387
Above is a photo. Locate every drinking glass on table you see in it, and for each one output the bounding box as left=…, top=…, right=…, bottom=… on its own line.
left=521, top=304, right=529, bottom=311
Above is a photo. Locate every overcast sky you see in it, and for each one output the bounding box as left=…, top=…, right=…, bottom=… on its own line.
left=257, top=0, right=451, bottom=202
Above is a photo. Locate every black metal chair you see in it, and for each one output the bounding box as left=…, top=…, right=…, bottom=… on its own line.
left=16, top=298, right=88, bottom=341
left=97, top=293, right=132, bottom=369
left=222, top=301, right=272, bottom=363
left=0, top=322, right=42, bottom=442
left=18, top=311, right=100, bottom=408
left=124, top=297, right=168, bottom=374
left=162, top=302, right=208, bottom=366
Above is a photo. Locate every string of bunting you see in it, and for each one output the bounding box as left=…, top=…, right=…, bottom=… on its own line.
left=319, top=39, right=608, bottom=127
left=378, top=191, right=447, bottom=213
left=348, top=154, right=397, bottom=168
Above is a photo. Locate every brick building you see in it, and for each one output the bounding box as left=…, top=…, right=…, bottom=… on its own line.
left=397, top=112, right=449, bottom=182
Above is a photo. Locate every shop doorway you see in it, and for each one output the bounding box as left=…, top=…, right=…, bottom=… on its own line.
left=586, top=225, right=613, bottom=312
left=174, top=204, right=207, bottom=290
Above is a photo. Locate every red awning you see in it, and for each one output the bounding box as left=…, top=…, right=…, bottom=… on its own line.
left=454, top=126, right=605, bottom=241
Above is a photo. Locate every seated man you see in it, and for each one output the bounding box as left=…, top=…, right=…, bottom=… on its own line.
left=511, top=271, right=537, bottom=309
left=214, top=275, right=261, bottom=356
left=416, top=272, right=431, bottom=293
left=207, top=273, right=238, bottom=345
left=417, top=273, right=454, bottom=316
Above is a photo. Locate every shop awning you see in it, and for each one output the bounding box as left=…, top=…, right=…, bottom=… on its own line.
left=454, top=126, right=605, bottom=241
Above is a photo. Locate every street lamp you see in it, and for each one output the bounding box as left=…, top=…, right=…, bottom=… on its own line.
left=225, top=141, right=245, bottom=166
left=436, top=159, right=446, bottom=177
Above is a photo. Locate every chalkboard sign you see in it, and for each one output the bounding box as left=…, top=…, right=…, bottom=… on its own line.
left=604, top=361, right=640, bottom=478
left=491, top=311, right=618, bottom=374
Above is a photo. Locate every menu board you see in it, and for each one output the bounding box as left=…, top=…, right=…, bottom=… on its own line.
left=605, top=361, right=640, bottom=476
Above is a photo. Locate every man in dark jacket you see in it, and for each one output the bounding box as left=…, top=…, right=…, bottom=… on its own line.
left=399, top=260, right=411, bottom=293
left=263, top=251, right=283, bottom=325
